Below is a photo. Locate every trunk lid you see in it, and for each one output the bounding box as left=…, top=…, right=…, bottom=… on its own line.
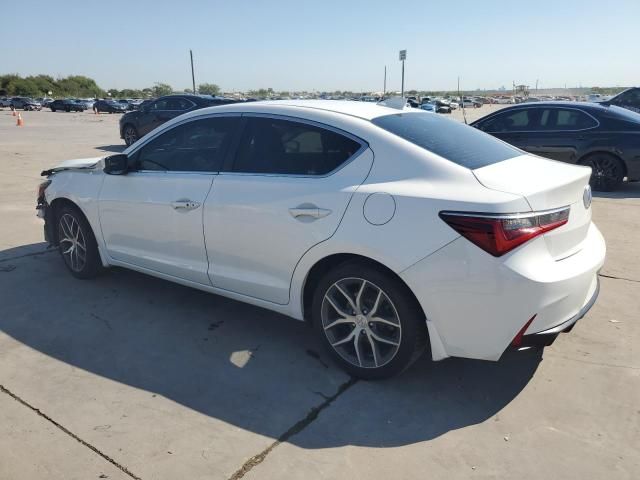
left=473, top=155, right=593, bottom=259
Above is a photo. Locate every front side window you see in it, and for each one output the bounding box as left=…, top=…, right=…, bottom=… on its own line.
left=149, top=99, right=168, bottom=111
left=481, top=109, right=537, bottom=132
left=166, top=97, right=194, bottom=111
left=373, top=112, right=521, bottom=169
left=232, top=117, right=362, bottom=175
left=133, top=117, right=239, bottom=172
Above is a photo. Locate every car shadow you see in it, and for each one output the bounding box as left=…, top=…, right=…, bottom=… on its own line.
left=95, top=144, right=126, bottom=153
left=594, top=181, right=640, bottom=199
left=0, top=243, right=541, bottom=449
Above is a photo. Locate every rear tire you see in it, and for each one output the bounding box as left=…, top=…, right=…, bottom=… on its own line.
left=56, top=205, right=103, bottom=279
left=580, top=153, right=624, bottom=192
left=312, top=261, right=428, bottom=380
left=123, top=124, right=139, bottom=146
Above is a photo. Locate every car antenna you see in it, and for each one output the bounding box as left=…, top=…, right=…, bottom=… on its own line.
left=458, top=76, right=467, bottom=125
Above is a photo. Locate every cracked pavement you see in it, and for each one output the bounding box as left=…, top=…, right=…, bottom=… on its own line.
left=0, top=109, right=638, bottom=479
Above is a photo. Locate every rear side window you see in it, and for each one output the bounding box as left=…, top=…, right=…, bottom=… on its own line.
left=554, top=109, right=597, bottom=129
left=372, top=112, right=520, bottom=169
left=232, top=117, right=362, bottom=175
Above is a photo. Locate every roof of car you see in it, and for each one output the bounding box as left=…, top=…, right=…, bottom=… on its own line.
left=206, top=99, right=407, bottom=120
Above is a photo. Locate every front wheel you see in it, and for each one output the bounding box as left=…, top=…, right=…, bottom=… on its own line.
left=581, top=153, right=624, bottom=192
left=312, top=261, right=428, bottom=379
left=56, top=205, right=103, bottom=279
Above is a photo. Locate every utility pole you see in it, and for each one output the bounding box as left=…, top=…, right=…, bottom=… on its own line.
left=399, top=50, right=406, bottom=97
left=383, top=66, right=387, bottom=97
left=190, top=49, right=196, bottom=94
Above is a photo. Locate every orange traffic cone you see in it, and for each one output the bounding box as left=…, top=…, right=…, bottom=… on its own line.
left=16, top=113, right=24, bottom=127
left=11, top=108, right=16, bottom=117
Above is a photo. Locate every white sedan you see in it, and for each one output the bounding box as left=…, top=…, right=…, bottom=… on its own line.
left=36, top=100, right=605, bottom=379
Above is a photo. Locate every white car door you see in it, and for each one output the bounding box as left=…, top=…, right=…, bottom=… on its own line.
left=99, top=115, right=241, bottom=285
left=204, top=115, right=373, bottom=305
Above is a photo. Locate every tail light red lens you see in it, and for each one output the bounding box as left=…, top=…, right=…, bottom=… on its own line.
left=439, top=207, right=569, bottom=257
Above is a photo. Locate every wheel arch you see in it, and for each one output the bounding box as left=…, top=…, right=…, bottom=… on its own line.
left=300, top=253, right=426, bottom=325
left=578, top=150, right=628, bottom=177
left=48, top=196, right=109, bottom=267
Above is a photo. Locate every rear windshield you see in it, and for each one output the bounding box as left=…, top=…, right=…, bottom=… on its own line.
left=371, top=112, right=521, bottom=169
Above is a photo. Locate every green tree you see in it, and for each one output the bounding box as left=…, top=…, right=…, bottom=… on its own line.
left=198, top=83, right=220, bottom=95
left=152, top=82, right=173, bottom=97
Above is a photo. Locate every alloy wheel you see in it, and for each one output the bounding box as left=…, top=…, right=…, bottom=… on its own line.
left=58, top=213, right=87, bottom=273
left=124, top=126, right=138, bottom=146
left=321, top=277, right=401, bottom=369
left=585, top=155, right=621, bottom=191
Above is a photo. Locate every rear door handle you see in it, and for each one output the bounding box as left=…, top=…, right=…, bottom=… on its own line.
left=289, top=206, right=332, bottom=219
left=171, top=200, right=201, bottom=210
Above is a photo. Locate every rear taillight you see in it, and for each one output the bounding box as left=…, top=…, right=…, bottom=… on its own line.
left=439, top=207, right=570, bottom=257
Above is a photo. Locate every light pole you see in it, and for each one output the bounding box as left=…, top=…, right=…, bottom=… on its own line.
left=399, top=50, right=406, bottom=97
left=190, top=49, right=196, bottom=94
left=383, top=66, right=387, bottom=97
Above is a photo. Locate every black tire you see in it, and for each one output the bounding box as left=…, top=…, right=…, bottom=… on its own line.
left=312, top=261, right=428, bottom=380
left=56, top=204, right=103, bottom=279
left=580, top=153, right=625, bottom=192
left=65, top=107, right=70, bottom=112
left=51, top=108, right=56, bottom=112
left=123, top=124, right=139, bottom=146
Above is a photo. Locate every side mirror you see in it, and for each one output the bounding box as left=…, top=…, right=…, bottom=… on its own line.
left=103, top=153, right=129, bottom=175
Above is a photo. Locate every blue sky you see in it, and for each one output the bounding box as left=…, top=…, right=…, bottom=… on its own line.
left=2, top=0, right=638, bottom=92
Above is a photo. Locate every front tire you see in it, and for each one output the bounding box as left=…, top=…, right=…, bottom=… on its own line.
left=56, top=205, right=102, bottom=279
left=312, top=261, right=428, bottom=380
left=581, top=153, right=624, bottom=192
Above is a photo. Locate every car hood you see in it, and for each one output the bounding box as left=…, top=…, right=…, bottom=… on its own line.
left=41, top=157, right=104, bottom=176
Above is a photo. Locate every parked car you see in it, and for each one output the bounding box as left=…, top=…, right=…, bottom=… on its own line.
left=431, top=100, right=452, bottom=114
left=74, top=99, right=95, bottom=110
left=37, top=100, right=605, bottom=379
left=459, top=98, right=481, bottom=108
left=495, top=97, right=514, bottom=104
left=11, top=97, right=42, bottom=111
left=94, top=100, right=128, bottom=114
left=419, top=103, right=436, bottom=112
left=49, top=99, right=87, bottom=112
left=0, top=97, right=11, bottom=107
left=119, top=94, right=241, bottom=146
left=471, top=102, right=640, bottom=191
left=603, top=87, right=640, bottom=114
left=448, top=101, right=459, bottom=110
left=36, top=97, right=54, bottom=107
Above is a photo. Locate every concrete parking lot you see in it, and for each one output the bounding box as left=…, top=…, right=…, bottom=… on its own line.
left=0, top=107, right=638, bottom=480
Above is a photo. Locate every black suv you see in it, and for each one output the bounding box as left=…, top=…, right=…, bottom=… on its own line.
left=49, top=99, right=87, bottom=112
left=119, top=94, right=241, bottom=146
left=604, top=87, right=640, bottom=114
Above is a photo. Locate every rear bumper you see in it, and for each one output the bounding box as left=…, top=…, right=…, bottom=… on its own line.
left=515, top=276, right=599, bottom=349
left=400, top=222, right=606, bottom=361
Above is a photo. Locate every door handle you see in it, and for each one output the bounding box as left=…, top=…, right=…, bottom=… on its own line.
left=171, top=200, right=201, bottom=210
left=289, top=206, right=332, bottom=219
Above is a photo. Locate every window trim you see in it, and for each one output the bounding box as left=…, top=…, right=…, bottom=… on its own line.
left=149, top=97, right=197, bottom=113
left=125, top=112, right=243, bottom=175
left=478, top=106, right=601, bottom=134
left=221, top=113, right=369, bottom=179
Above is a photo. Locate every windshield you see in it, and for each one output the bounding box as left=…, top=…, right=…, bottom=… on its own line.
left=372, top=111, right=521, bottom=169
